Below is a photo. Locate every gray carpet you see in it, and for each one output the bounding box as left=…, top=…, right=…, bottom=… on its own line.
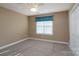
left=0, top=39, right=74, bottom=56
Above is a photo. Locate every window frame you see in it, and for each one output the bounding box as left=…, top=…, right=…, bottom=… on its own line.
left=36, top=21, right=53, bottom=35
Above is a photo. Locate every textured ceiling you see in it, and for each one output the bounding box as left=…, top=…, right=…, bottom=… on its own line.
left=0, top=3, right=74, bottom=16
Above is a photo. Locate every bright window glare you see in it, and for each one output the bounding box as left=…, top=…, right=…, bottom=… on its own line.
left=36, top=21, right=53, bottom=35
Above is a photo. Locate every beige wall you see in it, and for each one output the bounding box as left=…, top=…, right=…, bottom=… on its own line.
left=0, top=7, right=28, bottom=47
left=28, top=11, right=69, bottom=42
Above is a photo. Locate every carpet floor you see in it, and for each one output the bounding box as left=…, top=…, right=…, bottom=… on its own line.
left=0, top=39, right=74, bottom=56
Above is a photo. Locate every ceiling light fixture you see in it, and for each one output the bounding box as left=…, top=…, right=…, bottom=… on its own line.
left=19, top=3, right=44, bottom=12
left=30, top=8, right=37, bottom=12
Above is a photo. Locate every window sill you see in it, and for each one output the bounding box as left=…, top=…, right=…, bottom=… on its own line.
left=36, top=33, right=53, bottom=36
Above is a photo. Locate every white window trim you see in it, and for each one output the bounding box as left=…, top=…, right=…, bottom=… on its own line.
left=36, top=21, right=53, bottom=35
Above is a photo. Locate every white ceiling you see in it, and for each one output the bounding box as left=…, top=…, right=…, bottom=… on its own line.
left=0, top=3, right=74, bottom=16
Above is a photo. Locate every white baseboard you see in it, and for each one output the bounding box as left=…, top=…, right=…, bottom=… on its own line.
left=0, top=38, right=28, bottom=50
left=28, top=37, right=68, bottom=45
left=0, top=37, right=68, bottom=50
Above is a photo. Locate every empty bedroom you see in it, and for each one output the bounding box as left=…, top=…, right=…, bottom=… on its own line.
left=0, top=3, right=79, bottom=56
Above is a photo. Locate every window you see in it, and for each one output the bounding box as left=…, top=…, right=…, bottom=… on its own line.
left=36, top=16, right=53, bottom=35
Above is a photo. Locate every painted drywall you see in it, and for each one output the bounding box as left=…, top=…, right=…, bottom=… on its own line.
left=28, top=11, right=69, bottom=42
left=69, top=4, right=79, bottom=56
left=0, top=7, right=28, bottom=47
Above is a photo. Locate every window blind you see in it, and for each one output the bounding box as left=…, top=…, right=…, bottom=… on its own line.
left=35, top=16, right=53, bottom=22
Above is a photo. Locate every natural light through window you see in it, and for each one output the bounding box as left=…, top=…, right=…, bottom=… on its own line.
left=36, top=16, right=53, bottom=35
